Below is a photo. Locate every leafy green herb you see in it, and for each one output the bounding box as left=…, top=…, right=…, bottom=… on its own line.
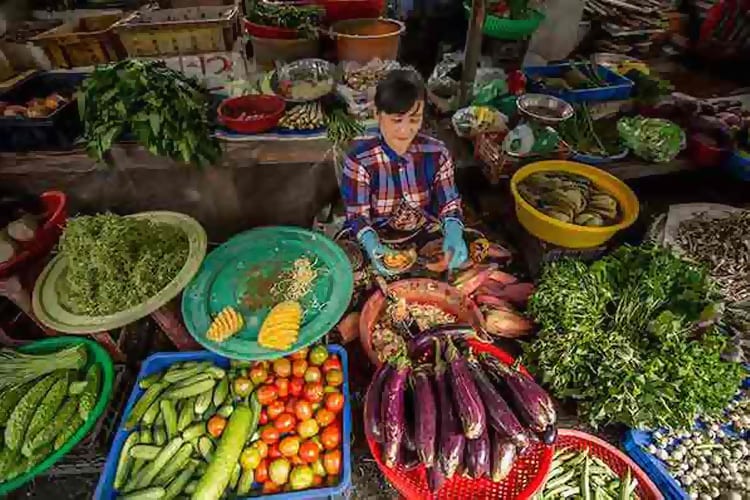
left=558, top=104, right=624, bottom=157
left=58, top=213, right=189, bottom=316
left=246, top=1, right=323, bottom=39
left=79, top=60, right=220, bottom=166
left=524, top=245, right=746, bottom=429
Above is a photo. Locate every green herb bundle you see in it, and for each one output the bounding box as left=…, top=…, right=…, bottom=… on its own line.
left=79, top=60, right=220, bottom=166
left=524, top=245, right=746, bottom=429
left=58, top=213, right=189, bottom=316
left=246, top=1, right=323, bottom=39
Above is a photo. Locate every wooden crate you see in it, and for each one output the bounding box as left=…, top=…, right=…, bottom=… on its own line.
left=113, top=5, right=239, bottom=57
left=30, top=14, right=124, bottom=69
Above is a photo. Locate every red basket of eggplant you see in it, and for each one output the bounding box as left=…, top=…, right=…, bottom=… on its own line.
left=364, top=333, right=556, bottom=499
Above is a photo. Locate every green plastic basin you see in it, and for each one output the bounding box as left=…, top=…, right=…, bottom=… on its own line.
left=463, top=5, right=545, bottom=40
left=0, top=337, right=115, bottom=495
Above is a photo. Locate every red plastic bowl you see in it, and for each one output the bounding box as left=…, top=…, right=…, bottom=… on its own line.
left=218, top=95, right=286, bottom=134
left=365, top=340, right=554, bottom=499
left=243, top=18, right=302, bottom=39
left=552, top=430, right=663, bottom=500
left=315, top=0, right=385, bottom=23
left=0, top=191, right=67, bottom=279
left=687, top=132, right=730, bottom=168
left=359, top=278, right=484, bottom=366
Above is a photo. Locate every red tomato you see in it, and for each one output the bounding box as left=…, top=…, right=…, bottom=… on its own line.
left=323, top=450, right=341, bottom=475
left=324, top=392, right=344, bottom=413
left=255, top=459, right=269, bottom=483
left=291, top=454, right=304, bottom=466
left=274, top=412, right=297, bottom=434
left=292, top=359, right=308, bottom=378
left=276, top=378, right=290, bottom=399
left=289, top=377, right=304, bottom=397
left=285, top=397, right=298, bottom=414
left=289, top=347, right=308, bottom=360
left=257, top=385, right=278, bottom=406
left=297, top=418, right=320, bottom=439
left=312, top=475, right=324, bottom=487
left=325, top=369, right=344, bottom=388
left=303, top=382, right=324, bottom=403
left=259, top=409, right=269, bottom=425
left=261, top=425, right=280, bottom=444
left=279, top=435, right=301, bottom=457
left=262, top=481, right=280, bottom=494
left=298, top=440, right=320, bottom=464
left=294, top=400, right=313, bottom=421
left=253, top=440, right=269, bottom=458
left=272, top=358, right=292, bottom=378
left=304, top=366, right=322, bottom=383
left=249, top=366, right=268, bottom=385
left=315, top=408, right=335, bottom=427
left=320, top=424, right=340, bottom=450
left=321, top=356, right=342, bottom=374
left=267, top=400, right=286, bottom=420
left=268, top=443, right=282, bottom=459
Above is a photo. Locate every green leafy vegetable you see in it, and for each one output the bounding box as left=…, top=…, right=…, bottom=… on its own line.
left=79, top=60, right=220, bottom=166
left=524, top=245, right=746, bottom=429
left=58, top=213, right=189, bottom=316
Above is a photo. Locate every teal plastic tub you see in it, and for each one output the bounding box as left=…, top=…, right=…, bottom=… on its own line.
left=463, top=4, right=544, bottom=40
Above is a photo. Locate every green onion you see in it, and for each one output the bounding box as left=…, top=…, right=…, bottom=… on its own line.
left=0, top=345, right=87, bottom=392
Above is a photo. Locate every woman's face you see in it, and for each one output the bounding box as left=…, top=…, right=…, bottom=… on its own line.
left=376, top=100, right=424, bottom=155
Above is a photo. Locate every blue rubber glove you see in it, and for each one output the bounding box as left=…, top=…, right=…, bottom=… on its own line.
left=442, top=217, right=469, bottom=271
left=357, top=227, right=395, bottom=276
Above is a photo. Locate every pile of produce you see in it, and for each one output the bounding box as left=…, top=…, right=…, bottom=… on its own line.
left=533, top=447, right=640, bottom=499
left=79, top=60, right=220, bottom=166
left=366, top=335, right=556, bottom=492
left=58, top=213, right=189, bottom=316
left=326, top=108, right=365, bottom=146
left=583, top=0, right=669, bottom=55
left=0, top=345, right=100, bottom=482
left=644, top=388, right=749, bottom=498
left=0, top=92, right=68, bottom=118
left=525, top=244, right=747, bottom=429
left=617, top=116, right=684, bottom=163
left=342, top=59, right=400, bottom=93
left=112, top=345, right=344, bottom=498
left=246, top=2, right=323, bottom=38
left=372, top=301, right=455, bottom=362
left=558, top=105, right=625, bottom=158
left=279, top=102, right=326, bottom=131
left=517, top=171, right=621, bottom=226
left=530, top=64, right=609, bottom=92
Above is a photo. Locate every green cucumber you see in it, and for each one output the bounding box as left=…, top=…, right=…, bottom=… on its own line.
left=177, top=396, right=195, bottom=432
left=184, top=480, right=198, bottom=495
left=27, top=374, right=70, bottom=441
left=125, top=382, right=168, bottom=430
left=197, top=436, right=214, bottom=461
left=229, top=462, right=241, bottom=491
left=54, top=414, right=83, bottom=450
left=164, top=379, right=216, bottom=400
left=22, top=397, right=78, bottom=457
left=153, top=427, right=167, bottom=446
left=212, top=377, right=229, bottom=407
left=141, top=399, right=161, bottom=427
left=216, top=404, right=234, bottom=418
left=192, top=405, right=254, bottom=500
left=132, top=437, right=184, bottom=490
left=0, top=383, right=33, bottom=426
left=114, top=432, right=140, bottom=490
left=160, top=400, right=177, bottom=440
left=154, top=442, right=193, bottom=485
left=5, top=373, right=60, bottom=450
left=130, top=444, right=163, bottom=460
left=68, top=380, right=88, bottom=396
left=139, top=372, right=163, bottom=390
left=182, top=422, right=206, bottom=442
left=163, top=460, right=198, bottom=500
left=78, top=364, right=101, bottom=420
left=204, top=366, right=226, bottom=379
left=120, top=486, right=166, bottom=499
left=162, top=363, right=208, bottom=384
left=194, top=390, right=212, bottom=416
left=237, top=467, right=254, bottom=495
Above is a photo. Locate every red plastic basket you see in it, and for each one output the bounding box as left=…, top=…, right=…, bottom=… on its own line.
left=552, top=430, right=663, bottom=500
left=365, top=340, right=554, bottom=499
left=242, top=18, right=302, bottom=39
left=314, top=0, right=385, bottom=24
left=217, top=94, right=286, bottom=134
left=0, top=191, right=67, bottom=279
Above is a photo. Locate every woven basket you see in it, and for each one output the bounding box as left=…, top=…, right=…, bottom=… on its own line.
left=113, top=5, right=239, bottom=57
left=474, top=132, right=517, bottom=184
left=30, top=14, right=124, bottom=69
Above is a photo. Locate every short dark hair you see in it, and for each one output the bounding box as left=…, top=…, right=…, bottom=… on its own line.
left=374, top=69, right=425, bottom=115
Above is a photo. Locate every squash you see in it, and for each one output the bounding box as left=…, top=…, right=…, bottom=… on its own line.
left=258, top=301, right=302, bottom=351
left=206, top=306, right=244, bottom=342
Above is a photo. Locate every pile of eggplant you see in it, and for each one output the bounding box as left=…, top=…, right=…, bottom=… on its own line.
left=365, top=333, right=557, bottom=493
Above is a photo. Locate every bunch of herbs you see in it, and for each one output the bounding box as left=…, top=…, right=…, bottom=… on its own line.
left=78, top=60, right=220, bottom=166
left=58, top=213, right=189, bottom=316
left=525, top=245, right=746, bottom=429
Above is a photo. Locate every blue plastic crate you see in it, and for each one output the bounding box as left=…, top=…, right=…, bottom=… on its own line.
left=622, top=375, right=750, bottom=500
left=95, top=345, right=352, bottom=500
left=570, top=148, right=630, bottom=165
left=523, top=63, right=634, bottom=103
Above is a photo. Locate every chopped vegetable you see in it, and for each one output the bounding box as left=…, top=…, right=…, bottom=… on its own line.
left=206, top=306, right=244, bottom=343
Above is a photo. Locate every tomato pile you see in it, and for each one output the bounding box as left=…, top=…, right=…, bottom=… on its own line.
left=238, top=345, right=345, bottom=494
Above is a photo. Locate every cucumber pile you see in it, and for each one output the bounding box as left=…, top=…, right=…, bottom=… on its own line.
left=0, top=362, right=101, bottom=482
left=113, top=360, right=261, bottom=500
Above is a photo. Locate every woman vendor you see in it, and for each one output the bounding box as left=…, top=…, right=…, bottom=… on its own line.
left=340, top=69, right=468, bottom=276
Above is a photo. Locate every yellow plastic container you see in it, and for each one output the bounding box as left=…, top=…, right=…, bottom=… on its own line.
left=510, top=160, right=639, bottom=249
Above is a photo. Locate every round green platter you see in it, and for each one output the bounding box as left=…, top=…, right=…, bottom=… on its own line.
left=181, top=226, right=353, bottom=360
left=32, top=211, right=207, bottom=334
left=0, top=336, right=114, bottom=495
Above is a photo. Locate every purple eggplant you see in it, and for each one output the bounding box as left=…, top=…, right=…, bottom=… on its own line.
left=466, top=357, right=529, bottom=449
left=445, top=339, right=486, bottom=439
left=381, top=356, right=410, bottom=467
left=413, top=366, right=437, bottom=466
left=490, top=431, right=517, bottom=483
left=427, top=466, right=446, bottom=493
left=465, top=428, right=490, bottom=479
left=400, top=446, right=420, bottom=471
left=404, top=382, right=416, bottom=452
left=407, top=324, right=477, bottom=359
left=479, top=353, right=556, bottom=434
left=365, top=364, right=393, bottom=443
left=434, top=340, right=465, bottom=478
left=541, top=424, right=557, bottom=445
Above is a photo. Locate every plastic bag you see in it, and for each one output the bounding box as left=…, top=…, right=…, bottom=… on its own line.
left=451, top=106, right=509, bottom=138
left=473, top=79, right=509, bottom=106
left=617, top=116, right=685, bottom=163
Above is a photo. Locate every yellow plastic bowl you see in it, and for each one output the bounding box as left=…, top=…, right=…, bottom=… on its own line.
left=510, top=160, right=639, bottom=248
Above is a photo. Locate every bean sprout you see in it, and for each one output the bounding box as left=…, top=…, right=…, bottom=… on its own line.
left=271, top=257, right=319, bottom=302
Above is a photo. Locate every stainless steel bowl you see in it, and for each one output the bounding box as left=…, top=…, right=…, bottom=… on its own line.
left=274, top=58, right=336, bottom=103
left=517, top=94, right=574, bottom=125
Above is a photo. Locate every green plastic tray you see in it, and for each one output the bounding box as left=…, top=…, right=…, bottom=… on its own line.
left=32, top=211, right=207, bottom=334
left=182, top=226, right=353, bottom=360
left=0, top=336, right=115, bottom=495
left=463, top=5, right=544, bottom=39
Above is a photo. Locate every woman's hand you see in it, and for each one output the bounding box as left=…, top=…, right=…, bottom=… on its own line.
left=357, top=227, right=396, bottom=276
left=442, top=218, right=468, bottom=271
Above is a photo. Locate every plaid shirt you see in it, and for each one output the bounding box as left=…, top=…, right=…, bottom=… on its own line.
left=340, top=133, right=463, bottom=236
